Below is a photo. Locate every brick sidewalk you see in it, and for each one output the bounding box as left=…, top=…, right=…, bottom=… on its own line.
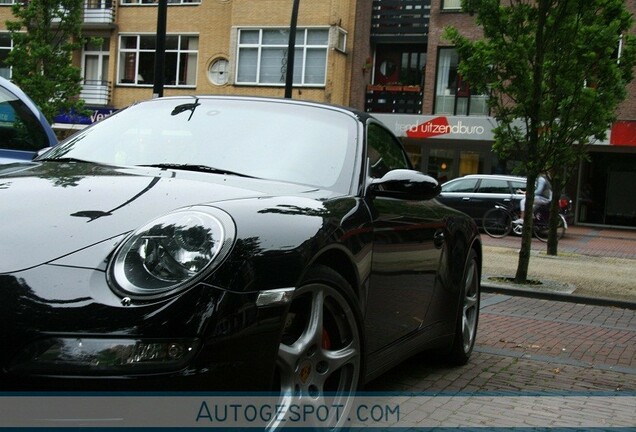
left=365, top=293, right=636, bottom=428
left=482, top=225, right=636, bottom=259
left=368, top=294, right=636, bottom=393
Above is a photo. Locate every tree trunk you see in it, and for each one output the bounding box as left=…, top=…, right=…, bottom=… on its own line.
left=547, top=172, right=564, bottom=255
left=515, top=172, right=538, bottom=283
left=515, top=0, right=550, bottom=284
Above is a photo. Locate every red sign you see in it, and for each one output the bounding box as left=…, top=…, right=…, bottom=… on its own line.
left=610, top=121, right=636, bottom=146
left=406, top=116, right=451, bottom=139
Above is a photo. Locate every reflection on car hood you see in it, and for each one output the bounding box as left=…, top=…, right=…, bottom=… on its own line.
left=0, top=161, right=319, bottom=272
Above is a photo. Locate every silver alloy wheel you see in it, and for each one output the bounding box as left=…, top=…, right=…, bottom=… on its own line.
left=275, top=280, right=361, bottom=428
left=462, top=256, right=479, bottom=353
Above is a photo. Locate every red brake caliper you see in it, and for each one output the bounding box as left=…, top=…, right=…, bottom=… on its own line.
left=322, top=328, right=332, bottom=349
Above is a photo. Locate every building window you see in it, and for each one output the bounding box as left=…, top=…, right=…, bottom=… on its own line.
left=120, top=0, right=201, bottom=4
left=0, top=0, right=16, bottom=5
left=83, top=39, right=110, bottom=84
left=236, top=28, right=329, bottom=86
left=0, top=33, right=12, bottom=79
left=117, top=34, right=198, bottom=86
left=441, top=0, right=462, bottom=11
left=434, top=47, right=488, bottom=116
left=208, top=58, right=229, bottom=85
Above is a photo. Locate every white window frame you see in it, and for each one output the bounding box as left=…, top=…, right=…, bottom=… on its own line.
left=441, top=0, right=462, bottom=11
left=235, top=27, right=329, bottom=87
left=82, top=39, right=110, bottom=85
left=117, top=33, right=198, bottom=87
left=120, top=0, right=200, bottom=5
left=0, top=32, right=13, bottom=79
left=0, top=0, right=16, bottom=5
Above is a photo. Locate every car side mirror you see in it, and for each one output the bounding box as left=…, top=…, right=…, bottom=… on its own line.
left=368, top=169, right=441, bottom=201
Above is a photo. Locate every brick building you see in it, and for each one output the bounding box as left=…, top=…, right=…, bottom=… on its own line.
left=0, top=0, right=372, bottom=115
left=367, top=0, right=636, bottom=229
left=0, top=0, right=634, bottom=228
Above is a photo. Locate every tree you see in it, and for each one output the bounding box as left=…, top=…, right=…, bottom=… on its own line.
left=5, top=0, right=86, bottom=122
left=445, top=0, right=635, bottom=282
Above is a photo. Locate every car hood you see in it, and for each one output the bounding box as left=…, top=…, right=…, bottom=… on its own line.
left=0, top=161, right=321, bottom=273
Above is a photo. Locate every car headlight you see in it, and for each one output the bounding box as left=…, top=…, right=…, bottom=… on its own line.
left=108, top=207, right=235, bottom=299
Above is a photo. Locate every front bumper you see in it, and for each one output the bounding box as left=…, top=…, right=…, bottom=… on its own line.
left=0, top=265, right=293, bottom=391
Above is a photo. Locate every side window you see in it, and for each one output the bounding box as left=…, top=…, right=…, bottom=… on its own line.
left=476, top=179, right=511, bottom=194
left=510, top=180, right=526, bottom=192
left=0, top=87, right=49, bottom=151
left=366, top=123, right=409, bottom=179
left=443, top=178, right=478, bottom=192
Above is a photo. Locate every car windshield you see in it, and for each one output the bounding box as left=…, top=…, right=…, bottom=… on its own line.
left=40, top=98, right=359, bottom=193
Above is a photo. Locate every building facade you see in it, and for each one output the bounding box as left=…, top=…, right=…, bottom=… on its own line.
left=366, top=0, right=636, bottom=229
left=0, top=0, right=634, bottom=228
left=0, top=0, right=372, bottom=120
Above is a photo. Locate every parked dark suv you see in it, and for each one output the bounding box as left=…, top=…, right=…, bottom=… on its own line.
left=437, top=174, right=528, bottom=225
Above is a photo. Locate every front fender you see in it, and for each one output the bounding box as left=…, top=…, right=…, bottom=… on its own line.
left=207, top=196, right=370, bottom=293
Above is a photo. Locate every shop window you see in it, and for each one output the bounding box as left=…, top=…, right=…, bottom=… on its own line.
left=459, top=151, right=481, bottom=176
left=428, top=148, right=454, bottom=183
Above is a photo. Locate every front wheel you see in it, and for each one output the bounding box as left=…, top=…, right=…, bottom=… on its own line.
left=274, top=266, right=362, bottom=429
left=482, top=207, right=512, bottom=238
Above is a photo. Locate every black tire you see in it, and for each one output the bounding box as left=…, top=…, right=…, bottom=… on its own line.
left=534, top=215, right=566, bottom=242
left=273, top=265, right=362, bottom=430
left=482, top=207, right=512, bottom=238
left=445, top=249, right=480, bottom=366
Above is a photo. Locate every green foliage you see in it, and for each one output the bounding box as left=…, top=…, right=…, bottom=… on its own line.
left=445, top=0, right=634, bottom=175
left=5, top=0, right=86, bottom=122
left=444, top=0, right=635, bottom=277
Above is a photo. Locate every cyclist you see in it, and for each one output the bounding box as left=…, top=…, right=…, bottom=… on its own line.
left=514, top=174, right=552, bottom=224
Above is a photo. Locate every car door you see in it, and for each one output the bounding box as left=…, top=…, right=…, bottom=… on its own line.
left=509, top=178, right=527, bottom=212
left=471, top=178, right=515, bottom=222
left=438, top=177, right=480, bottom=218
left=363, top=122, right=444, bottom=354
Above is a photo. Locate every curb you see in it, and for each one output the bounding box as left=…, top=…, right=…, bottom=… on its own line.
left=482, top=282, right=636, bottom=310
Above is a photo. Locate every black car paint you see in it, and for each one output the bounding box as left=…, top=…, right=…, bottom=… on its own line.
left=0, top=99, right=481, bottom=391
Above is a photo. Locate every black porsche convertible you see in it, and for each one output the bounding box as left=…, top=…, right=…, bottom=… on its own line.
left=0, top=97, right=481, bottom=402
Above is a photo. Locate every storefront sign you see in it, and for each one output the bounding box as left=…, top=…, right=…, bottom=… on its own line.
left=373, top=114, right=496, bottom=141
left=54, top=107, right=116, bottom=126
left=404, top=116, right=486, bottom=139
left=610, top=121, right=636, bottom=146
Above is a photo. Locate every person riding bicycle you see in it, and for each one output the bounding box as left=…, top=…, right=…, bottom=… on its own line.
left=514, top=174, right=552, bottom=225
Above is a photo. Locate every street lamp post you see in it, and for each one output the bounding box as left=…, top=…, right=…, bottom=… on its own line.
left=152, top=0, right=168, bottom=98
left=284, top=0, right=300, bottom=99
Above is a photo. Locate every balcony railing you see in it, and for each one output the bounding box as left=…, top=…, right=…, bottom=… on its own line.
left=51, top=2, right=115, bottom=25
left=371, top=0, right=430, bottom=41
left=365, top=85, right=423, bottom=114
left=80, top=80, right=111, bottom=106
left=83, top=0, right=115, bottom=24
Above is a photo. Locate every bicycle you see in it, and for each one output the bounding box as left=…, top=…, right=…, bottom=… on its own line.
left=482, top=201, right=567, bottom=241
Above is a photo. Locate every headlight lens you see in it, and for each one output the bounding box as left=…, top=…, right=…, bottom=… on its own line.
left=108, top=207, right=235, bottom=298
